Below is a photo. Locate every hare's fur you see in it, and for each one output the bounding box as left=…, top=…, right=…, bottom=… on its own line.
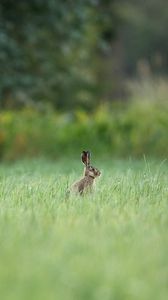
left=71, top=176, right=94, bottom=195
left=70, top=151, right=101, bottom=195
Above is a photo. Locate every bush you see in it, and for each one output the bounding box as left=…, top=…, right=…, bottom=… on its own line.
left=0, top=100, right=167, bottom=160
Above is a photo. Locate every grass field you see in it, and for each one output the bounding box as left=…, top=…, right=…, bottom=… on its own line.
left=0, top=158, right=167, bottom=300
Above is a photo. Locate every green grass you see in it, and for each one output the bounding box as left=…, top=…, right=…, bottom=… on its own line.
left=0, top=158, right=167, bottom=300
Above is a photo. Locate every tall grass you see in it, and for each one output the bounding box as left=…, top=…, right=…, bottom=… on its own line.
left=0, top=158, right=167, bottom=300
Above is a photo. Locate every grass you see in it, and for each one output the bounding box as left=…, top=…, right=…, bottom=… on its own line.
left=0, top=157, right=167, bottom=300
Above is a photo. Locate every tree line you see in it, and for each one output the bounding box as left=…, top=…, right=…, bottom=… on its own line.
left=0, top=0, right=167, bottom=110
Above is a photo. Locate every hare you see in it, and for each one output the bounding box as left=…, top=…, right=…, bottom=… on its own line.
left=70, top=150, right=101, bottom=195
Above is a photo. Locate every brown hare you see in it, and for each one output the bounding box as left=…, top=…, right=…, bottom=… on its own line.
left=70, top=150, right=101, bottom=195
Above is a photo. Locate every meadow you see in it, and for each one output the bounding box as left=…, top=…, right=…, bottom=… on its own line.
left=0, top=157, right=167, bottom=300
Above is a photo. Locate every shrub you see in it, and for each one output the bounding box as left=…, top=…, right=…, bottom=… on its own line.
left=0, top=100, right=167, bottom=160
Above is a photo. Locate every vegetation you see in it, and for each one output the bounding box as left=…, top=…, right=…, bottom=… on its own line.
left=0, top=158, right=167, bottom=300
left=0, top=0, right=115, bottom=109
left=1, top=0, right=168, bottom=109
left=0, top=2, right=167, bottom=298
left=0, top=94, right=167, bottom=160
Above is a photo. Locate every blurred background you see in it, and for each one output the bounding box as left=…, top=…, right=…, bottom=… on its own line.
left=0, top=0, right=168, bottom=160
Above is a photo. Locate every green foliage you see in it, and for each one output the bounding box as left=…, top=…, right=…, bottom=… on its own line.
left=1, top=0, right=168, bottom=109
left=0, top=159, right=167, bottom=300
left=0, top=0, right=115, bottom=109
left=0, top=99, right=167, bottom=160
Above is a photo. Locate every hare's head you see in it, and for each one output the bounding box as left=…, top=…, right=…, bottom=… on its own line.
left=81, top=150, right=101, bottom=178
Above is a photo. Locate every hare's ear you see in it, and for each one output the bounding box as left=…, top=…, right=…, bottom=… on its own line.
left=81, top=150, right=91, bottom=166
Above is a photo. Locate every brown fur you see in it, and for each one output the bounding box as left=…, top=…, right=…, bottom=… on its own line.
left=70, top=151, right=101, bottom=195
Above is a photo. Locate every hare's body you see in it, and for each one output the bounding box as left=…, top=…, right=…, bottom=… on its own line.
left=71, top=175, right=94, bottom=195
left=70, top=151, right=101, bottom=195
